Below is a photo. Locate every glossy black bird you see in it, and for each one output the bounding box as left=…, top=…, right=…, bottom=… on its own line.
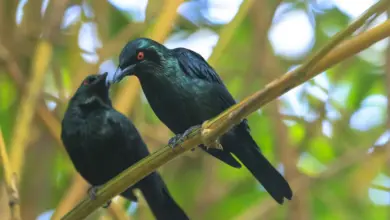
left=61, top=72, right=189, bottom=220
left=107, top=38, right=293, bottom=204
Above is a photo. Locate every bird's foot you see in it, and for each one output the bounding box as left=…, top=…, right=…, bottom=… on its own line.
left=102, top=200, right=112, bottom=209
left=87, top=186, right=99, bottom=200
left=87, top=186, right=112, bottom=208
left=168, top=125, right=201, bottom=149
left=168, top=134, right=183, bottom=148
left=203, top=138, right=223, bottom=150
left=200, top=121, right=223, bottom=150
left=168, top=122, right=223, bottom=151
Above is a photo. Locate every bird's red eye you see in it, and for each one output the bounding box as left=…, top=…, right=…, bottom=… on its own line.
left=137, top=51, right=144, bottom=60
left=83, top=81, right=89, bottom=85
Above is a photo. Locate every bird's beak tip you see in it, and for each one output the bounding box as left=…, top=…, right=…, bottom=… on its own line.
left=105, top=72, right=114, bottom=85
left=108, top=64, right=136, bottom=85
left=106, top=68, right=123, bottom=85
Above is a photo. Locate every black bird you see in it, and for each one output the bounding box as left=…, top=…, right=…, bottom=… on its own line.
left=107, top=38, right=293, bottom=204
left=61, top=72, right=189, bottom=220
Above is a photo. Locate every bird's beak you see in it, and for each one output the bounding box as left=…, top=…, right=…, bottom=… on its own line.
left=106, top=64, right=136, bottom=85
left=96, top=72, right=109, bottom=87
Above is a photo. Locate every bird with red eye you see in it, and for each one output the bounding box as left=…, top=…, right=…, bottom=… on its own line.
left=83, top=76, right=97, bottom=85
left=82, top=74, right=106, bottom=86
left=137, top=51, right=144, bottom=61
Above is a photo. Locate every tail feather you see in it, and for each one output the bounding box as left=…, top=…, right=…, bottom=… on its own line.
left=121, top=187, right=138, bottom=202
left=135, top=172, right=189, bottom=220
left=224, top=130, right=293, bottom=204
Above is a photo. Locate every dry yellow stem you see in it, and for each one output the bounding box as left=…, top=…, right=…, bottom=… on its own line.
left=9, top=40, right=52, bottom=179
left=0, top=128, right=21, bottom=220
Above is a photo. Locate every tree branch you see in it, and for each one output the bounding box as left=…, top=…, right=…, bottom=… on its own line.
left=298, top=0, right=389, bottom=74
left=0, top=128, right=21, bottom=220
left=62, top=2, right=390, bottom=219
left=202, top=0, right=390, bottom=144
left=371, top=184, right=390, bottom=191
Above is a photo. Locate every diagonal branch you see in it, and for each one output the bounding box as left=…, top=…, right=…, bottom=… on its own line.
left=202, top=0, right=390, bottom=144
left=297, top=0, right=389, bottom=75
left=371, top=184, right=390, bottom=191
left=0, top=128, right=21, bottom=220
left=62, top=3, right=390, bottom=219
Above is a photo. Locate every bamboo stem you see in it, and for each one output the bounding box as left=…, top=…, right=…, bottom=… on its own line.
left=0, top=128, right=21, bottom=220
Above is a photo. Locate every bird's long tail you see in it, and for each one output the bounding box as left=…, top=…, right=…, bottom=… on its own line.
left=223, top=127, right=293, bottom=204
left=130, top=172, right=189, bottom=220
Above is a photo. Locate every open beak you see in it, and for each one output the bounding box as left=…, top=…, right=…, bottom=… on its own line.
left=106, top=64, right=136, bottom=85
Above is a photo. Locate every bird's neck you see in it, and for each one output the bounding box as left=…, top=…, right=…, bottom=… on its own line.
left=69, top=97, right=110, bottom=118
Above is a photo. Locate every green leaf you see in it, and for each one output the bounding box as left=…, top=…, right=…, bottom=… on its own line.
left=288, top=122, right=306, bottom=146
left=308, top=136, right=334, bottom=163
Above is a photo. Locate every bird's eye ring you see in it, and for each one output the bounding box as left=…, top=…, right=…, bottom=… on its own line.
left=137, top=51, right=144, bottom=60
left=83, top=76, right=97, bottom=85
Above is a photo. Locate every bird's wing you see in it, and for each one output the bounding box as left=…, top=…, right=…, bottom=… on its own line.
left=103, top=111, right=149, bottom=202
left=173, top=48, right=250, bottom=169
left=173, top=48, right=225, bottom=85
left=173, top=48, right=238, bottom=108
left=173, top=48, right=250, bottom=130
left=106, top=111, right=151, bottom=159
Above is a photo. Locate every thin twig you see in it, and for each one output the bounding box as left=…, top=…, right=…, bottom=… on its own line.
left=43, top=92, right=63, bottom=103
left=202, top=1, right=390, bottom=144
left=61, top=7, right=390, bottom=220
left=0, top=128, right=21, bottom=220
left=297, top=0, right=390, bottom=75
left=371, top=184, right=390, bottom=191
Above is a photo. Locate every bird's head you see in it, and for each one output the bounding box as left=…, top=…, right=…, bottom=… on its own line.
left=106, top=38, right=168, bottom=84
left=73, top=72, right=111, bottom=106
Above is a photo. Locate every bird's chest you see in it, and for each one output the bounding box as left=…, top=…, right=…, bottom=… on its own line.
left=62, top=115, right=128, bottom=185
left=141, top=79, right=206, bottom=133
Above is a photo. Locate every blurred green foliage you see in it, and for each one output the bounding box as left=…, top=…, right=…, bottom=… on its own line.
left=0, top=0, right=389, bottom=220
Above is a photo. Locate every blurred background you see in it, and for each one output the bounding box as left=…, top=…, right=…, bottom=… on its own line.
left=0, top=0, right=389, bottom=219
